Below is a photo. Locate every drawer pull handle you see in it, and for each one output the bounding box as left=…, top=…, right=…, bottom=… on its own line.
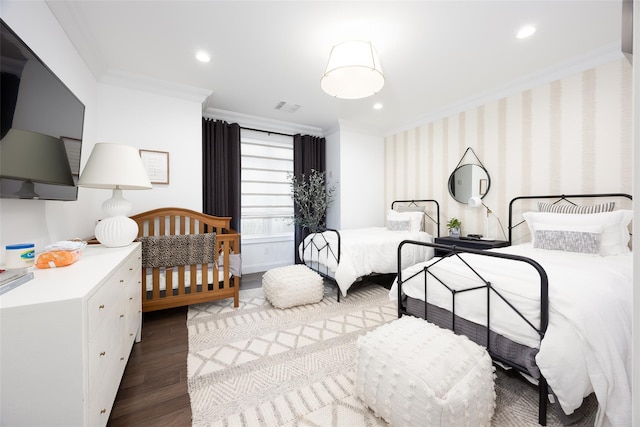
left=120, top=279, right=125, bottom=283
left=120, top=357, right=125, bottom=361
left=100, top=351, right=106, bottom=356
left=120, top=314, right=125, bottom=318
left=100, top=409, right=106, bottom=414
left=99, top=304, right=105, bottom=309
left=129, top=297, right=133, bottom=300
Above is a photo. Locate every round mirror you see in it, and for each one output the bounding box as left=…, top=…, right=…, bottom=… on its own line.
left=448, top=164, right=490, bottom=203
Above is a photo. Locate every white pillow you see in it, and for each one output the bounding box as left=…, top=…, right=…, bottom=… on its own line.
left=387, top=210, right=423, bottom=233
left=523, top=210, right=632, bottom=256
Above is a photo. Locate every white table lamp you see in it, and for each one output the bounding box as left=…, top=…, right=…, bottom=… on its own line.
left=78, top=143, right=152, bottom=247
left=468, top=196, right=491, bottom=239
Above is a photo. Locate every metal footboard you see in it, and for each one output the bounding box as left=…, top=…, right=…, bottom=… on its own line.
left=397, top=240, right=550, bottom=426
left=300, top=228, right=342, bottom=301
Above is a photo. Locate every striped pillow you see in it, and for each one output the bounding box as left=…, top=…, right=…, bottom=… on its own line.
left=537, top=201, right=615, bottom=214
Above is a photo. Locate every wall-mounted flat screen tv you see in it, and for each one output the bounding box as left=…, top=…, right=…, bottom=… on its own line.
left=0, top=19, right=85, bottom=201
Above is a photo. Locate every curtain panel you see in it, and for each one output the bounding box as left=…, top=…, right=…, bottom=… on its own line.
left=202, top=118, right=241, bottom=232
left=293, top=134, right=326, bottom=264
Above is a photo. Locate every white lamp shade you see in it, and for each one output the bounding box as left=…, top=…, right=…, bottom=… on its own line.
left=468, top=196, right=483, bottom=208
left=321, top=40, right=384, bottom=99
left=0, top=128, right=74, bottom=186
left=468, top=196, right=491, bottom=238
left=78, top=143, right=152, bottom=189
left=78, top=143, right=151, bottom=247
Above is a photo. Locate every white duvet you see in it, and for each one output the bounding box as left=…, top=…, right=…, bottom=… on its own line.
left=300, top=227, right=433, bottom=296
left=390, top=243, right=632, bottom=427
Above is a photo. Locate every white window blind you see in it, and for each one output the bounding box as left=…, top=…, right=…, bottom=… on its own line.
left=241, top=129, right=294, bottom=237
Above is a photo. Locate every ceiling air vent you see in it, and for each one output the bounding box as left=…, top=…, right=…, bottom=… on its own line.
left=274, top=101, right=301, bottom=113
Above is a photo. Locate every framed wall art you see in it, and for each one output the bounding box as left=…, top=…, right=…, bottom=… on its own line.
left=139, top=149, right=169, bottom=184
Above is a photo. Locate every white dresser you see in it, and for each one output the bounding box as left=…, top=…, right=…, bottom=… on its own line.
left=0, top=243, right=142, bottom=427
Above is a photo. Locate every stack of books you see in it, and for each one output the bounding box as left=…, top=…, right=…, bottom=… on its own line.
left=0, top=267, right=34, bottom=296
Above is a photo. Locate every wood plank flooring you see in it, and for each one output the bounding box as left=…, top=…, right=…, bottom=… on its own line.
left=107, top=272, right=263, bottom=427
left=107, top=272, right=393, bottom=426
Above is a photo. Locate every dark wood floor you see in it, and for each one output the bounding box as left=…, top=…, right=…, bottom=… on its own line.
left=107, top=272, right=394, bottom=426
left=107, top=272, right=264, bottom=427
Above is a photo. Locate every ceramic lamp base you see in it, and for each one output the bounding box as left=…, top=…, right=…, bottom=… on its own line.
left=94, top=188, right=139, bottom=247
left=95, top=216, right=138, bottom=248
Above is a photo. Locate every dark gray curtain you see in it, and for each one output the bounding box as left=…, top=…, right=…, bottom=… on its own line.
left=202, top=118, right=241, bottom=232
left=293, top=134, right=326, bottom=264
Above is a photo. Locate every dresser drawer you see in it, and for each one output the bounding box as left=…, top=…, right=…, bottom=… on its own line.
left=87, top=250, right=140, bottom=339
left=87, top=305, right=123, bottom=403
left=87, top=274, right=121, bottom=340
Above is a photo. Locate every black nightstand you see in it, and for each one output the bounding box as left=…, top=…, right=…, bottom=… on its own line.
left=434, top=236, right=510, bottom=257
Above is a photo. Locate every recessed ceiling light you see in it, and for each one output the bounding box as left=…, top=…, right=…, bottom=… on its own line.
left=373, top=102, right=383, bottom=110
left=195, top=51, right=211, bottom=63
left=516, top=25, right=536, bottom=39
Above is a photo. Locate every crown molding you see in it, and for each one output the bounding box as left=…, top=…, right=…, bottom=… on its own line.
left=100, top=69, right=213, bottom=103
left=203, top=104, right=324, bottom=137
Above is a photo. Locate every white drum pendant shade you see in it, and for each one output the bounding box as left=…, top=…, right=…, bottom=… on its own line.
left=321, top=41, right=384, bottom=99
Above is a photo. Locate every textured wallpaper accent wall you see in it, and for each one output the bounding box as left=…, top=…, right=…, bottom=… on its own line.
left=384, top=59, right=632, bottom=239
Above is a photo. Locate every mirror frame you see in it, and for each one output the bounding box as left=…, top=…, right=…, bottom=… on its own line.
left=448, top=148, right=491, bottom=204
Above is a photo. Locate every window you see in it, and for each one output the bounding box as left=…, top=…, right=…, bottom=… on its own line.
left=240, top=129, right=294, bottom=238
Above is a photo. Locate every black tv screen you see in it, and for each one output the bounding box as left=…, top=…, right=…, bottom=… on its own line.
left=0, top=19, right=85, bottom=201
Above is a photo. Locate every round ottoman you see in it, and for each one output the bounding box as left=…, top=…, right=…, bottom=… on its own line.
left=262, top=264, right=324, bottom=309
left=355, top=315, right=496, bottom=427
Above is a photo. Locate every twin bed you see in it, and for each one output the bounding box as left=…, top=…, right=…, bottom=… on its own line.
left=392, top=193, right=632, bottom=426
left=299, top=199, right=440, bottom=299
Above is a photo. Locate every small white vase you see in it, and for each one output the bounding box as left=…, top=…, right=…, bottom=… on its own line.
left=449, top=227, right=460, bottom=238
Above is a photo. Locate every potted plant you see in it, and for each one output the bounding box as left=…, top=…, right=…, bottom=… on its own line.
left=446, top=217, right=462, bottom=238
left=290, top=169, right=336, bottom=233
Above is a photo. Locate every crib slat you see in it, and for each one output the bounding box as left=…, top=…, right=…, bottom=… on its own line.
left=152, top=268, right=161, bottom=300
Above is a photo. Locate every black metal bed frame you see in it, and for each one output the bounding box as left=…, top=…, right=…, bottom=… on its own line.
left=397, top=240, right=549, bottom=424
left=396, top=193, right=632, bottom=426
left=300, top=199, right=440, bottom=302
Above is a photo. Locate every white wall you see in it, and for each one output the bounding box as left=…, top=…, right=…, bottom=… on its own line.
left=0, top=2, right=206, bottom=265
left=242, top=236, right=293, bottom=274
left=325, top=128, right=341, bottom=229
left=332, top=122, right=385, bottom=229
left=93, top=84, right=203, bottom=218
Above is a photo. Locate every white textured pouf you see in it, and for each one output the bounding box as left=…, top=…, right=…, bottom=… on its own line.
left=262, top=264, right=324, bottom=309
left=356, top=316, right=496, bottom=427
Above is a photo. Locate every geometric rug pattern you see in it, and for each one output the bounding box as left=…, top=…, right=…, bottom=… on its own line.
left=187, top=284, right=596, bottom=427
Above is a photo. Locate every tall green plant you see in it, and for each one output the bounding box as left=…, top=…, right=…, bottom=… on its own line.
left=290, top=170, right=335, bottom=232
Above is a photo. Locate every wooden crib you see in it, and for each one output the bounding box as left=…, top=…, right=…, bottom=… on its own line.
left=131, top=207, right=240, bottom=312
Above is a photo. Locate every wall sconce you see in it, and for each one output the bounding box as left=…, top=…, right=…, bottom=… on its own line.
left=468, top=196, right=492, bottom=239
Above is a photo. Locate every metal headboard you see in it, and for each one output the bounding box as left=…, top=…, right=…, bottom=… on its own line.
left=391, top=199, right=441, bottom=237
left=508, top=193, right=633, bottom=245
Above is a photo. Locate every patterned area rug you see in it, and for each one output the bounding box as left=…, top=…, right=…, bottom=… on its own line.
left=187, top=284, right=596, bottom=427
